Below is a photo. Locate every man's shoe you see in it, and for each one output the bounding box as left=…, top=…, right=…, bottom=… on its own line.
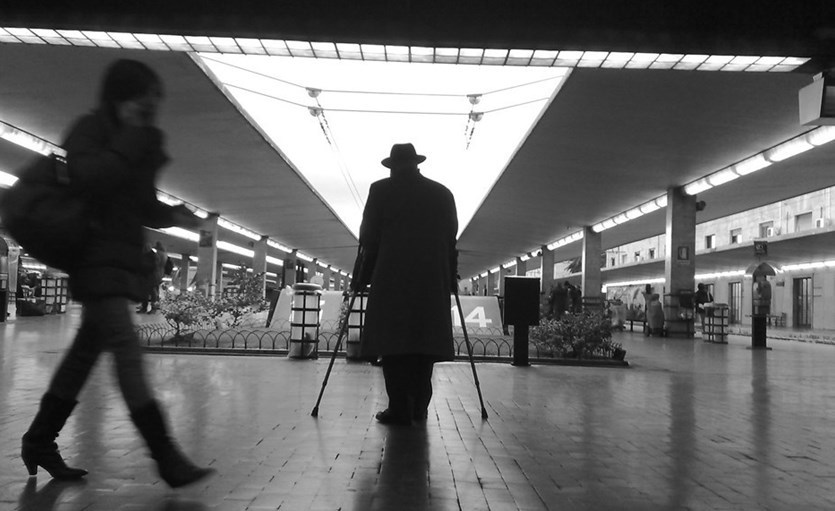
left=375, top=409, right=411, bottom=426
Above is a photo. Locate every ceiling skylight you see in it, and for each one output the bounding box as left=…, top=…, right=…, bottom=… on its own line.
left=195, top=54, right=570, bottom=238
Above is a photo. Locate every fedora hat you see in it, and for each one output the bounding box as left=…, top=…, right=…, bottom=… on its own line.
left=381, top=143, right=426, bottom=168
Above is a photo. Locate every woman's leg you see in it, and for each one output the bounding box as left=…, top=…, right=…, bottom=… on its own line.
left=93, top=298, right=153, bottom=409
left=23, top=304, right=102, bottom=479
left=46, top=307, right=103, bottom=401
left=95, top=297, right=213, bottom=487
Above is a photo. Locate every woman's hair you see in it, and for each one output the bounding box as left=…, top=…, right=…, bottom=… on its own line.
left=98, top=59, right=162, bottom=120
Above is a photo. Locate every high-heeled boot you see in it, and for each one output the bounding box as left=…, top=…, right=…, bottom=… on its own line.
left=21, top=393, right=88, bottom=479
left=130, top=400, right=215, bottom=488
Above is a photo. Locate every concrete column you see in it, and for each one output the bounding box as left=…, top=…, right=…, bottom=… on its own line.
left=487, top=271, right=497, bottom=296
left=195, top=213, right=219, bottom=299
left=322, top=267, right=332, bottom=290
left=253, top=236, right=268, bottom=298
left=177, top=254, right=190, bottom=292
left=515, top=256, right=527, bottom=276
left=216, top=261, right=226, bottom=297
left=540, top=246, right=554, bottom=292
left=284, top=251, right=299, bottom=288
left=664, top=187, right=697, bottom=335
left=581, top=226, right=603, bottom=311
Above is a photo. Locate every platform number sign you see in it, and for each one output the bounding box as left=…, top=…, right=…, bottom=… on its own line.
left=451, top=305, right=493, bottom=328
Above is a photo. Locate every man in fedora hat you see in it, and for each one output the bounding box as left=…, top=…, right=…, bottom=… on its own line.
left=351, top=143, right=458, bottom=426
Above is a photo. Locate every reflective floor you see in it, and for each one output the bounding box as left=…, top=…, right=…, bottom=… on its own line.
left=3, top=306, right=835, bottom=510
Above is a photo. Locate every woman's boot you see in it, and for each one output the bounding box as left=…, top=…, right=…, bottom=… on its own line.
left=21, top=393, right=88, bottom=479
left=130, top=400, right=215, bottom=488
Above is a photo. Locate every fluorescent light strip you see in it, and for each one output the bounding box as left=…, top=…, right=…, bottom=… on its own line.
left=696, top=270, right=746, bottom=280
left=593, top=195, right=667, bottom=233
left=781, top=260, right=835, bottom=272
left=217, top=240, right=254, bottom=257
left=603, top=277, right=665, bottom=290
left=684, top=126, right=835, bottom=196
left=0, top=169, right=18, bottom=188
left=0, top=121, right=65, bottom=156
left=0, top=27, right=811, bottom=72
left=266, top=239, right=293, bottom=253
left=266, top=256, right=285, bottom=266
left=160, top=227, right=200, bottom=242
left=546, top=230, right=584, bottom=250
left=296, top=252, right=314, bottom=262
left=217, top=217, right=261, bottom=241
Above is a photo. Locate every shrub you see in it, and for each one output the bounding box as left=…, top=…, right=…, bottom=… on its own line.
left=159, top=266, right=269, bottom=336
left=530, top=311, right=624, bottom=359
left=211, top=266, right=269, bottom=328
left=159, top=291, right=212, bottom=339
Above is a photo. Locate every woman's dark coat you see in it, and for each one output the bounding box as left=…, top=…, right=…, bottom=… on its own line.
left=356, top=169, right=458, bottom=361
left=63, top=110, right=182, bottom=302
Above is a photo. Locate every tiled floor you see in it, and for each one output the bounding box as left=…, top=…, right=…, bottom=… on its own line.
left=3, top=306, right=835, bottom=510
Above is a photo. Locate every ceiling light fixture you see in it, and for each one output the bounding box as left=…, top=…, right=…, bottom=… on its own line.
left=0, top=27, right=812, bottom=72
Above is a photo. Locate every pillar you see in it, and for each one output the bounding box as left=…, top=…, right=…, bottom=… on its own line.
left=216, top=261, right=225, bottom=298
left=195, top=213, right=219, bottom=299
left=515, top=256, right=527, bottom=276
left=284, top=251, right=299, bottom=288
left=664, top=187, right=697, bottom=336
left=487, top=270, right=497, bottom=296
left=323, top=267, right=332, bottom=290
left=253, top=236, right=268, bottom=298
left=581, top=226, right=602, bottom=311
left=540, top=245, right=554, bottom=293
left=177, top=254, right=190, bottom=292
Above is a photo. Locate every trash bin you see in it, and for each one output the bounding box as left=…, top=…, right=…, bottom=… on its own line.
left=704, top=304, right=729, bottom=343
left=288, top=283, right=322, bottom=359
left=346, top=292, right=368, bottom=360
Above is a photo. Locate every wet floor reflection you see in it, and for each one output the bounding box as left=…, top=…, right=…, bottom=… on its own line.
left=750, top=350, right=772, bottom=505
left=18, top=479, right=86, bottom=511
left=667, top=374, right=696, bottom=509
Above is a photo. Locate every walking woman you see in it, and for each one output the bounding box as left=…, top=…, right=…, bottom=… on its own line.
left=21, top=59, right=214, bottom=487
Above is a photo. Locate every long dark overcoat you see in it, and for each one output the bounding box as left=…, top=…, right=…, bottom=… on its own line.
left=357, top=169, right=458, bottom=361
left=63, top=110, right=183, bottom=302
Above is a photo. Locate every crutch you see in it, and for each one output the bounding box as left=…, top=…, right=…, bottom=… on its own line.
left=311, top=247, right=367, bottom=417
left=454, top=288, right=489, bottom=420
left=310, top=289, right=359, bottom=417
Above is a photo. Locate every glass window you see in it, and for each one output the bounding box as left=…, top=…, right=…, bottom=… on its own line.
left=795, top=212, right=813, bottom=232
left=730, top=228, right=742, bottom=244
left=705, top=234, right=715, bottom=249
left=648, top=248, right=656, bottom=259
left=634, top=251, right=641, bottom=262
left=759, top=221, right=774, bottom=238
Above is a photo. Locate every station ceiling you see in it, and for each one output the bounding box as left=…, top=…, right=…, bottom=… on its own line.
left=1, top=3, right=835, bottom=281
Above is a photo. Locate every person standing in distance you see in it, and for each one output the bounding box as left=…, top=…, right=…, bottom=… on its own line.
left=20, top=59, right=214, bottom=487
left=351, top=143, right=458, bottom=426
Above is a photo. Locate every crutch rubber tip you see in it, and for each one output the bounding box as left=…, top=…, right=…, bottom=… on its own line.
left=311, top=407, right=319, bottom=417
left=481, top=410, right=488, bottom=419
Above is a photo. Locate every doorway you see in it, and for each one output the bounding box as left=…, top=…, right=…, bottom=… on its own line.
left=793, top=277, right=812, bottom=328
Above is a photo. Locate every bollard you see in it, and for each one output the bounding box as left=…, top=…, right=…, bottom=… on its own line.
left=345, top=291, right=368, bottom=360
left=289, top=282, right=322, bottom=359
